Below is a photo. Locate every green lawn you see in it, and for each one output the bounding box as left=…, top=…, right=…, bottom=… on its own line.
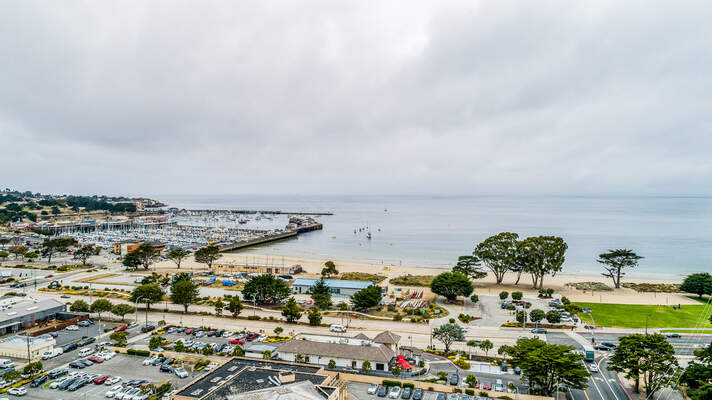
left=574, top=302, right=712, bottom=329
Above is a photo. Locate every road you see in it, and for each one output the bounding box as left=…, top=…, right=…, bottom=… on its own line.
left=579, top=332, right=712, bottom=356
left=546, top=332, right=631, bottom=400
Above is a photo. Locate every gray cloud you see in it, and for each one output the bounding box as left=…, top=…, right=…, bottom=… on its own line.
left=0, top=1, right=710, bottom=196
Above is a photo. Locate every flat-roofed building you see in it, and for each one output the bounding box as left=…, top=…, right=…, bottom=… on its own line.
left=291, top=278, right=373, bottom=297
left=173, top=357, right=341, bottom=400
left=210, top=262, right=302, bottom=276
left=0, top=334, right=55, bottom=360
left=0, top=299, right=67, bottom=335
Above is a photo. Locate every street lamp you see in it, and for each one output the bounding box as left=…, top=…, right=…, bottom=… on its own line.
left=134, top=296, right=149, bottom=330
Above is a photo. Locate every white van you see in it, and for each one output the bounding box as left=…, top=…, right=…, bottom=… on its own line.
left=329, top=324, right=347, bottom=333
left=78, top=348, right=94, bottom=357
left=0, top=359, right=14, bottom=369
left=494, top=379, right=504, bottom=392
left=41, top=348, right=63, bottom=359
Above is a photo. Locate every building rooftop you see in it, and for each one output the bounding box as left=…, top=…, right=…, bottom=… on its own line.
left=0, top=333, right=54, bottom=348
left=0, top=298, right=66, bottom=324
left=278, top=338, right=394, bottom=363
left=223, top=380, right=328, bottom=400
left=291, top=278, right=373, bottom=290
left=373, top=331, right=401, bottom=345
left=176, top=358, right=327, bottom=400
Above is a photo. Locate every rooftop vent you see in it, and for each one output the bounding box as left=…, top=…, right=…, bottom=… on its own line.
left=26, top=306, right=38, bottom=311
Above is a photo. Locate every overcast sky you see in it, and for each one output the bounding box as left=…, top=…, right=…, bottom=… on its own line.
left=0, top=1, right=710, bottom=197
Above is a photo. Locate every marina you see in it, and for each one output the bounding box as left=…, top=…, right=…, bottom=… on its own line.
left=23, top=211, right=324, bottom=253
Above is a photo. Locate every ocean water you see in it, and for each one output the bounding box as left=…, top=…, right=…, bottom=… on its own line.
left=156, top=195, right=712, bottom=279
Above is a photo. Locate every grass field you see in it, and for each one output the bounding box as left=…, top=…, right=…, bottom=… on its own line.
left=574, top=302, right=712, bottom=328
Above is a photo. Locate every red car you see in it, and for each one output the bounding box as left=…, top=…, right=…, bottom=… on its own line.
left=45, top=274, right=54, bottom=278
left=93, top=375, right=109, bottom=384
left=114, top=324, right=127, bottom=332
left=185, top=329, right=194, bottom=334
left=229, top=339, right=244, bottom=344
left=88, top=356, right=104, bottom=363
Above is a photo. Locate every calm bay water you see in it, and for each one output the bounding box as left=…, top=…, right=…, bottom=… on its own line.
left=157, top=195, right=712, bottom=279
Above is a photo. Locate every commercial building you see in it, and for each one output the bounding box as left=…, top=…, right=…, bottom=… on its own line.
left=210, top=262, right=302, bottom=276
left=173, top=357, right=341, bottom=400
left=291, top=278, right=373, bottom=297
left=113, top=240, right=166, bottom=256
left=277, top=332, right=399, bottom=372
left=0, top=334, right=55, bottom=360
left=0, top=299, right=67, bottom=335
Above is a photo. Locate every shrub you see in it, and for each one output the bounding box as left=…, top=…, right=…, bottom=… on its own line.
left=381, top=380, right=402, bottom=387
left=402, top=382, right=414, bottom=389
left=449, top=318, right=456, bottom=323
left=247, top=315, right=261, bottom=320
left=465, top=389, right=474, bottom=396
left=393, top=313, right=403, bottom=321
left=499, top=291, right=509, bottom=300
left=511, top=291, right=523, bottom=301
left=126, top=349, right=150, bottom=357
left=454, top=359, right=470, bottom=369
left=479, top=392, right=489, bottom=397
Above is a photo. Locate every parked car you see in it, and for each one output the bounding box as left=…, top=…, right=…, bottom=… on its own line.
left=531, top=328, right=547, bottom=334
left=48, top=369, right=68, bottom=379
left=601, top=341, right=617, bottom=348
left=514, top=366, right=521, bottom=375
left=142, top=356, right=157, bottom=366
left=367, top=384, right=379, bottom=395
left=30, top=374, right=47, bottom=387
left=127, top=322, right=138, bottom=329
left=8, top=387, right=27, bottom=396
left=66, top=325, right=79, bottom=331
left=377, top=386, right=388, bottom=397
left=114, top=325, right=127, bottom=332
left=94, top=375, right=109, bottom=384
left=401, top=387, right=412, bottom=399
left=105, top=385, right=123, bottom=398
left=449, top=374, right=458, bottom=385
left=480, top=381, right=492, bottom=390
left=388, top=386, right=401, bottom=399
left=141, top=325, right=156, bottom=333
left=412, top=388, right=423, bottom=400
left=494, top=379, right=504, bottom=392
left=105, top=376, right=122, bottom=385
left=159, top=364, right=174, bottom=373
left=174, top=368, right=188, bottom=378
left=436, top=394, right=446, bottom=400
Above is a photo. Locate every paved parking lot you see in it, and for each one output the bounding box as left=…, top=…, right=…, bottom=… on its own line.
left=347, top=382, right=501, bottom=400
left=53, top=322, right=119, bottom=346
left=8, top=354, right=203, bottom=400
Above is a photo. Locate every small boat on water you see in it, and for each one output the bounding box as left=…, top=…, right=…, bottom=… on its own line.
left=366, top=232, right=372, bottom=239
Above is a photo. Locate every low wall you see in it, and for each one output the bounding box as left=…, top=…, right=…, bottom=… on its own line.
left=337, top=373, right=553, bottom=400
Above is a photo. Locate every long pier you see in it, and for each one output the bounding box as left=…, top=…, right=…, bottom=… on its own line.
left=217, top=222, right=323, bottom=252
left=178, top=209, right=333, bottom=216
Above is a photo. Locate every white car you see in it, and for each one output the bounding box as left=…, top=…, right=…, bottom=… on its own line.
left=133, top=392, right=149, bottom=400
left=205, top=362, right=219, bottom=371
left=114, top=387, right=132, bottom=400
left=7, top=387, right=26, bottom=396
left=142, top=356, right=157, bottom=366
left=367, top=384, right=379, bottom=394
left=106, top=385, right=123, bottom=398
left=174, top=367, right=188, bottom=378
left=589, top=364, right=599, bottom=373
left=388, top=386, right=401, bottom=399
left=222, top=332, right=233, bottom=338
left=99, top=351, right=116, bottom=360
left=50, top=378, right=68, bottom=389
left=65, top=325, right=79, bottom=331
left=105, top=376, right=122, bottom=385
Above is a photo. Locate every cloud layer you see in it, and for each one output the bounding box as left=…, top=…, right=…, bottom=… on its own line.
left=1, top=1, right=710, bottom=196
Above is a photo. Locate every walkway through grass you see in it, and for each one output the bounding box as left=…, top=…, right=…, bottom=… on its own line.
left=574, top=302, right=712, bottom=328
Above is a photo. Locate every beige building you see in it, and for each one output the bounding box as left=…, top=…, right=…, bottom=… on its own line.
left=0, top=334, right=55, bottom=360
left=210, top=262, right=302, bottom=275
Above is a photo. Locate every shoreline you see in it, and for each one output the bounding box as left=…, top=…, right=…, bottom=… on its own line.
left=229, top=248, right=688, bottom=282
left=156, top=251, right=684, bottom=287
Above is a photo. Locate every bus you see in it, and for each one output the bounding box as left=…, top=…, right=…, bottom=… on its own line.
left=582, top=345, right=595, bottom=362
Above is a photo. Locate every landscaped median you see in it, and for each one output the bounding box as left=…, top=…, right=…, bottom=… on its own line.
left=574, top=302, right=712, bottom=329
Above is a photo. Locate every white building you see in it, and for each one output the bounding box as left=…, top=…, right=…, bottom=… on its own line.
left=0, top=334, right=55, bottom=360
left=277, top=331, right=400, bottom=372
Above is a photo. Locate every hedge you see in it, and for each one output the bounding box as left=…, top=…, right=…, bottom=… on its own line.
left=247, top=315, right=261, bottom=320
left=465, top=389, right=474, bottom=396
left=126, top=349, right=151, bottom=357
left=402, top=383, right=414, bottom=389
left=381, top=380, right=402, bottom=387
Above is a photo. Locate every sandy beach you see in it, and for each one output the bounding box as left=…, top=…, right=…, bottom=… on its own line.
left=151, top=252, right=695, bottom=305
